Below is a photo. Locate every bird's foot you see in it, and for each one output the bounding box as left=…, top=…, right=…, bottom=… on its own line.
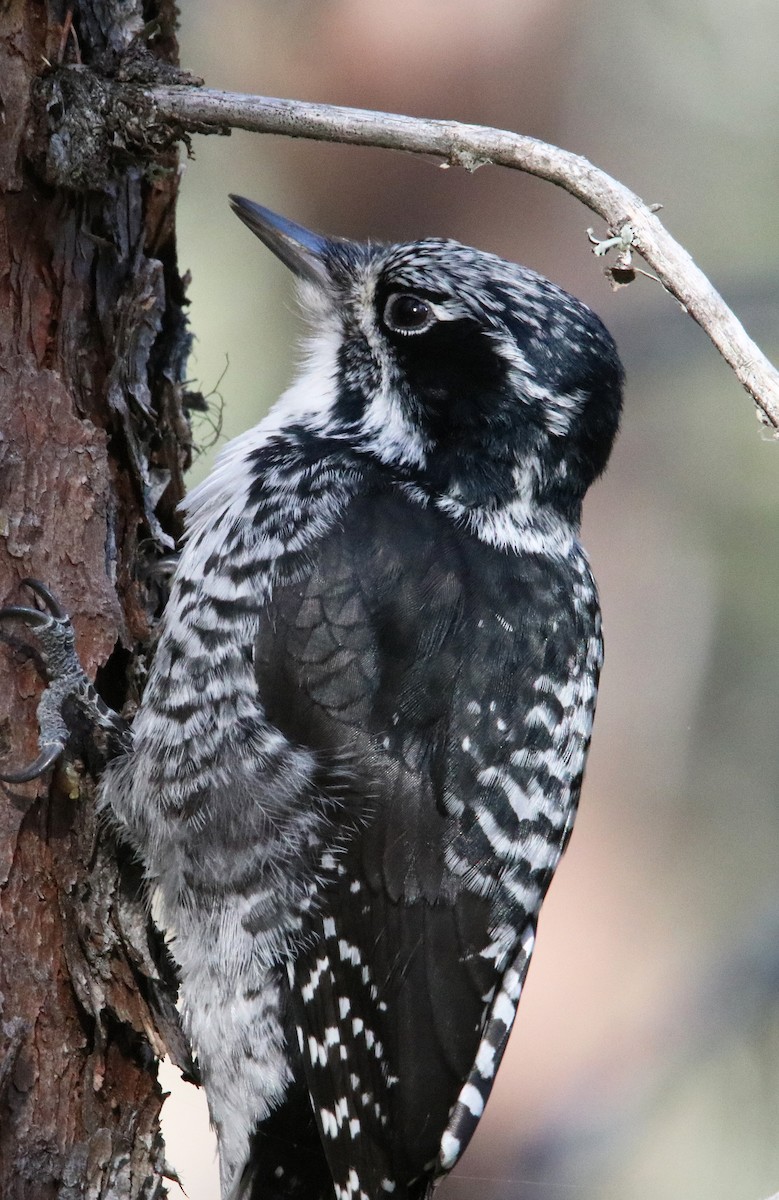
left=0, top=579, right=130, bottom=783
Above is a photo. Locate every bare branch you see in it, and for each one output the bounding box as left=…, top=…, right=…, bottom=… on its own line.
left=146, top=86, right=779, bottom=431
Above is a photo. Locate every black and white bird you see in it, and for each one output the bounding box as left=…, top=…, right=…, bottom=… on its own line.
left=4, top=199, right=623, bottom=1200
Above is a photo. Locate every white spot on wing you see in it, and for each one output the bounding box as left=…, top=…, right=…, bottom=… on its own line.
left=459, top=1082, right=485, bottom=1118
left=439, top=1130, right=462, bottom=1170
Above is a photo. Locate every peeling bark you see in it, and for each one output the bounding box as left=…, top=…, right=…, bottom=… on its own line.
left=0, top=3, right=192, bottom=1196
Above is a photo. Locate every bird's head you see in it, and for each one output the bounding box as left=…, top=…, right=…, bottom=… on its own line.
left=230, top=196, right=623, bottom=530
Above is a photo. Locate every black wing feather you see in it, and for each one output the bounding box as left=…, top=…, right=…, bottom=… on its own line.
left=255, top=486, right=582, bottom=1196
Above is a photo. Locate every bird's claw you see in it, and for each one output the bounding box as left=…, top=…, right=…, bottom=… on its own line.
left=0, top=605, right=54, bottom=628
left=0, top=742, right=65, bottom=785
left=18, top=578, right=68, bottom=619
left=0, top=579, right=81, bottom=784
left=0, top=578, right=71, bottom=637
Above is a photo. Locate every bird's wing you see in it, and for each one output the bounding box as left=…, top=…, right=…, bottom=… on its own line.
left=255, top=488, right=586, bottom=1198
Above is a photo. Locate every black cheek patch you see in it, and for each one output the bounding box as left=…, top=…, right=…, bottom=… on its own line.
left=392, top=323, right=511, bottom=438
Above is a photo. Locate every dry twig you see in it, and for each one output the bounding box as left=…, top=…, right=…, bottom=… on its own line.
left=142, top=86, right=779, bottom=432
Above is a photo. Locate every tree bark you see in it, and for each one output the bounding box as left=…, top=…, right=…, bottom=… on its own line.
left=0, top=3, right=192, bottom=1196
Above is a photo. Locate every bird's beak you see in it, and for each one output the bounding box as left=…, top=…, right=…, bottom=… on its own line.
left=229, top=195, right=332, bottom=289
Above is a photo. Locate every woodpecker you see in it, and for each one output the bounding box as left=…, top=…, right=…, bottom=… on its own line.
left=1, top=199, right=622, bottom=1200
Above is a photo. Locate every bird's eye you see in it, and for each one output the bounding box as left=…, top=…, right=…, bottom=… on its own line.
left=382, top=293, right=435, bottom=335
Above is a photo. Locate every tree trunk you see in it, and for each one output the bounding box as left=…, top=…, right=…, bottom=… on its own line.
left=0, top=3, right=192, bottom=1196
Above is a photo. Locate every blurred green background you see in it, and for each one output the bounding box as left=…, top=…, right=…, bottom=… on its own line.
left=160, top=2, right=779, bottom=1197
